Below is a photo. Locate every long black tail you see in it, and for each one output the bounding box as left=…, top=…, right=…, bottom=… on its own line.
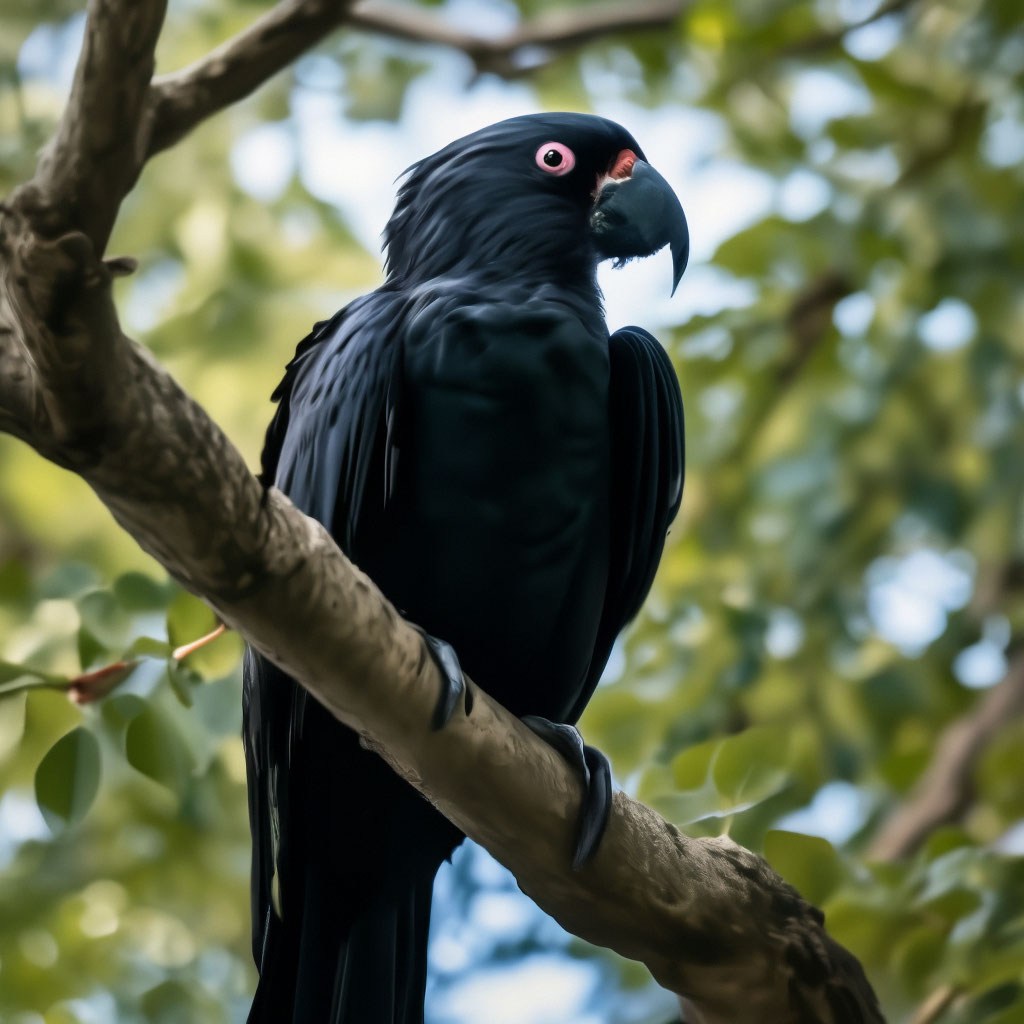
left=243, top=648, right=461, bottom=1023
left=248, top=860, right=438, bottom=1023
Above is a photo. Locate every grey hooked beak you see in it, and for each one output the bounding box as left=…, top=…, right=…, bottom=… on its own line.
left=590, top=160, right=689, bottom=295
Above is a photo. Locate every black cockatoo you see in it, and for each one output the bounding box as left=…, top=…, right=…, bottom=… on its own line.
left=243, top=112, right=687, bottom=1024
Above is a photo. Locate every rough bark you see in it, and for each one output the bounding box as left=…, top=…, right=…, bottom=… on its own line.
left=0, top=2, right=883, bottom=1022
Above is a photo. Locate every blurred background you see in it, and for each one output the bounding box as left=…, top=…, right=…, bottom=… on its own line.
left=1, top=0, right=1023, bottom=1021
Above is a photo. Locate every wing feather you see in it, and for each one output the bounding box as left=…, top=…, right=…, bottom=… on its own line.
left=569, top=325, right=684, bottom=722
left=245, top=292, right=403, bottom=956
left=263, top=293, right=402, bottom=548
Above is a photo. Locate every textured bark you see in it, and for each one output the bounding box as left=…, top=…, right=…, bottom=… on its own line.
left=148, top=0, right=356, bottom=157
left=0, top=2, right=883, bottom=1022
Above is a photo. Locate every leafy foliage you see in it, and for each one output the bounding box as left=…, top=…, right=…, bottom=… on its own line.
left=2, top=0, right=1023, bottom=1021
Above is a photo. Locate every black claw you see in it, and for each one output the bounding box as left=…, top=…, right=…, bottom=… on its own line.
left=575, top=744, right=612, bottom=870
left=420, top=632, right=468, bottom=730
left=522, top=716, right=613, bottom=869
left=521, top=716, right=585, bottom=768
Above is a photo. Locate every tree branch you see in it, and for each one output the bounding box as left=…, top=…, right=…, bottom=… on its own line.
left=348, top=0, right=689, bottom=77
left=909, top=985, right=959, bottom=1024
left=868, top=648, right=1024, bottom=861
left=0, top=294, right=37, bottom=440
left=148, top=0, right=356, bottom=158
left=781, top=0, right=918, bottom=58
left=21, top=0, right=167, bottom=251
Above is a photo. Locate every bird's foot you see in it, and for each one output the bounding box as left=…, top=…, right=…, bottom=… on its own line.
left=419, top=631, right=472, bottom=729
left=521, top=716, right=612, bottom=870
left=415, top=633, right=610, bottom=867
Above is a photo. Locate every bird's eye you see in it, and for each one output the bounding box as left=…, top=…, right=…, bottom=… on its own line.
left=535, top=142, right=575, bottom=176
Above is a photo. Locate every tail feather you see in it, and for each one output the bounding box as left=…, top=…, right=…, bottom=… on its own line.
left=248, top=859, right=437, bottom=1024
left=243, top=647, right=458, bottom=1023
left=329, top=878, right=435, bottom=1022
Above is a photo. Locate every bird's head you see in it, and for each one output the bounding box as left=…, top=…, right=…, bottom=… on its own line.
left=383, top=112, right=688, bottom=294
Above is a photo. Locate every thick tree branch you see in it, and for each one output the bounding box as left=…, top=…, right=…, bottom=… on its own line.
left=21, top=0, right=167, bottom=251
left=0, top=2, right=882, bottom=1021
left=148, top=0, right=356, bottom=157
left=0, top=296, right=37, bottom=440
left=869, top=648, right=1024, bottom=861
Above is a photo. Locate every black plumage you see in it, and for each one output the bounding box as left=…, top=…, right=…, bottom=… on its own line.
left=243, top=112, right=687, bottom=1023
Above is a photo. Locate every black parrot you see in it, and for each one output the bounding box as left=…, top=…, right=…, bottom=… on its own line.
left=243, top=112, right=688, bottom=1023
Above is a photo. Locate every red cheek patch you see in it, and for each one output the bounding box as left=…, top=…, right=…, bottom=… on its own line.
left=610, top=149, right=637, bottom=179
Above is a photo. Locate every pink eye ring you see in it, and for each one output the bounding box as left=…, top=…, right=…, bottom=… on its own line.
left=535, top=142, right=575, bottom=176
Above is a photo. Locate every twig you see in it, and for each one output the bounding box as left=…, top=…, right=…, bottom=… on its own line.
left=711, top=270, right=852, bottom=465
left=68, top=660, right=137, bottom=704
left=782, top=0, right=918, bottom=57
left=869, top=649, right=1024, bottom=861
left=171, top=622, right=227, bottom=661
left=779, top=270, right=852, bottom=386
left=909, top=984, right=959, bottom=1024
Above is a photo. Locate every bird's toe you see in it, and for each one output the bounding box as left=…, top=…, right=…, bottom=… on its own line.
left=521, top=716, right=613, bottom=869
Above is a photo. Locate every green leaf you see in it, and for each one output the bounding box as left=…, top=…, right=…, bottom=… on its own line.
left=100, top=693, right=148, bottom=736
left=166, top=591, right=217, bottom=649
left=34, top=727, right=102, bottom=831
left=892, top=924, right=947, bottom=993
left=77, top=626, right=105, bottom=669
left=114, top=571, right=173, bottom=611
left=125, top=636, right=174, bottom=659
left=763, top=830, right=845, bottom=907
left=77, top=589, right=132, bottom=650
left=165, top=659, right=199, bottom=708
left=672, top=737, right=717, bottom=789
left=38, top=562, right=99, bottom=599
left=661, top=728, right=794, bottom=823
left=0, top=690, right=27, bottom=760
left=125, top=705, right=195, bottom=795
left=712, top=726, right=791, bottom=804
left=0, top=660, right=67, bottom=697
left=166, top=592, right=239, bottom=677
left=0, top=558, right=31, bottom=607
left=917, top=847, right=986, bottom=906
left=0, top=659, right=62, bottom=685
left=141, top=980, right=199, bottom=1024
